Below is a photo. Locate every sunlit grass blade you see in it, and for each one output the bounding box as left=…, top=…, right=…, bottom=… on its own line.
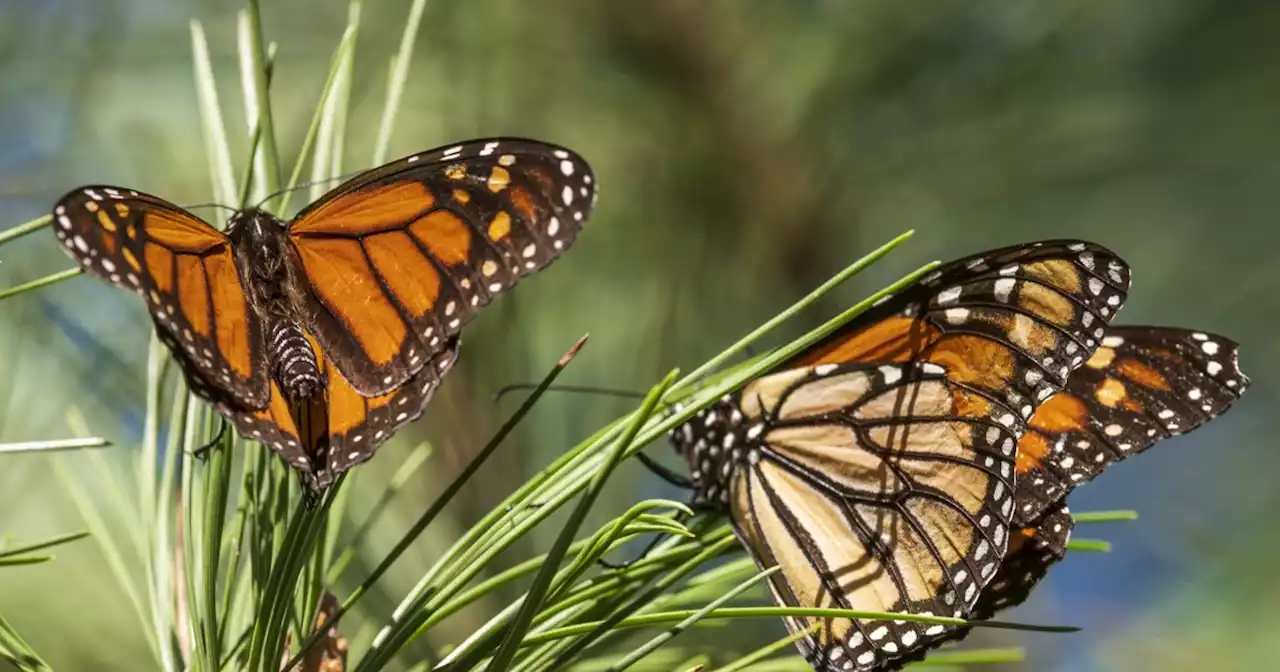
left=0, top=530, right=89, bottom=559
left=0, top=438, right=108, bottom=454
left=604, top=567, right=780, bottom=672
left=278, top=24, right=357, bottom=215
left=671, top=229, right=915, bottom=393
left=190, top=19, right=238, bottom=208
left=527, top=607, right=1075, bottom=650
left=326, top=441, right=433, bottom=583
left=371, top=0, right=429, bottom=164
left=1072, top=510, right=1138, bottom=524
left=709, top=623, right=819, bottom=672
left=0, top=268, right=82, bottom=302
left=0, top=556, right=53, bottom=567
left=0, top=612, right=50, bottom=672
left=237, top=0, right=282, bottom=208
left=907, top=647, right=1025, bottom=668
left=0, top=215, right=52, bottom=247
left=246, top=478, right=343, bottom=672
left=295, top=335, right=590, bottom=672
left=1067, top=538, right=1112, bottom=553
left=49, top=453, right=159, bottom=664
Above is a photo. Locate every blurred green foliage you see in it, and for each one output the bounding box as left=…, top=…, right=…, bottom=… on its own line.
left=1, top=1, right=1276, bottom=670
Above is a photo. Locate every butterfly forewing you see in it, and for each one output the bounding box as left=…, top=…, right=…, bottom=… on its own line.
left=692, top=362, right=1021, bottom=671
left=52, top=187, right=270, bottom=410
left=287, top=138, right=596, bottom=397
left=1014, top=326, right=1249, bottom=526
left=791, top=241, right=1131, bottom=421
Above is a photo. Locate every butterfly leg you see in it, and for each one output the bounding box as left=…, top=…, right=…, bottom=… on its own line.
left=597, top=507, right=695, bottom=571
left=596, top=502, right=725, bottom=570
left=634, top=451, right=694, bottom=489
left=191, top=417, right=230, bottom=460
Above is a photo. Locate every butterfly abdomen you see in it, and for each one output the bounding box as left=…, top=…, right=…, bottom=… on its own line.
left=269, top=320, right=324, bottom=400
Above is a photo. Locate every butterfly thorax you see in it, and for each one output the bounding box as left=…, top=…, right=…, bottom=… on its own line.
left=227, top=209, right=324, bottom=402
left=227, top=209, right=307, bottom=320
left=668, top=394, right=762, bottom=508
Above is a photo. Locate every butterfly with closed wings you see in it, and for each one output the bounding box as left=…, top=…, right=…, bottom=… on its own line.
left=53, top=138, right=596, bottom=490
left=667, top=240, right=1132, bottom=671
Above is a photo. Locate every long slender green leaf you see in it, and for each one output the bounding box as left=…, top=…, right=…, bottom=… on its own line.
left=190, top=19, right=238, bottom=208
left=0, top=438, right=108, bottom=454
left=605, top=567, right=780, bottom=672
left=372, top=0, right=429, bottom=164
left=0, top=215, right=52, bottom=247
left=295, top=335, right=589, bottom=672
left=0, top=268, right=82, bottom=302
left=0, top=530, right=89, bottom=559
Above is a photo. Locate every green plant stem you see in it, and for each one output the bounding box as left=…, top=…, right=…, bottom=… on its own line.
left=0, top=530, right=89, bottom=559
left=277, top=25, right=357, bottom=215
left=0, top=215, right=52, bottom=247
left=287, top=335, right=590, bottom=672
left=1072, top=510, right=1138, bottom=523
left=1066, top=538, right=1112, bottom=553
left=238, top=0, right=282, bottom=208
left=605, top=567, right=780, bottom=672
left=710, top=623, right=820, bottom=672
left=0, top=268, right=82, bottom=302
left=372, top=0, right=430, bottom=164
left=529, top=607, right=1074, bottom=650
left=0, top=438, right=107, bottom=454
left=488, top=375, right=679, bottom=672
left=670, top=229, right=914, bottom=394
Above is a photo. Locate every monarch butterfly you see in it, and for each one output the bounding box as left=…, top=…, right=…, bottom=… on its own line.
left=53, top=138, right=596, bottom=489
left=667, top=240, right=1132, bottom=671
left=914, top=326, right=1248, bottom=661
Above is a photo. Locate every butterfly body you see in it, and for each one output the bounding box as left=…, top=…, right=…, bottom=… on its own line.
left=53, top=138, right=596, bottom=488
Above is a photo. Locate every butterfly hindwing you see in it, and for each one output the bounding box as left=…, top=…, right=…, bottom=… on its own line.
left=1013, top=326, right=1249, bottom=526
left=693, top=361, right=1021, bottom=671
left=228, top=335, right=459, bottom=490
left=286, top=138, right=595, bottom=396
left=52, top=187, right=269, bottom=410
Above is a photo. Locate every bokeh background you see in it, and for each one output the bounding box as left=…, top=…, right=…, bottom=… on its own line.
left=1, top=1, right=1277, bottom=670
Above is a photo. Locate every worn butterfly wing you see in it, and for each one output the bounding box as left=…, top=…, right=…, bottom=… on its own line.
left=717, top=362, right=1023, bottom=671
left=790, top=241, right=1131, bottom=411
left=52, top=187, right=269, bottom=410
left=1014, top=326, right=1250, bottom=526
left=286, top=138, right=596, bottom=396
left=670, top=240, right=1131, bottom=671
left=894, top=503, right=1075, bottom=666
left=229, top=335, right=460, bottom=490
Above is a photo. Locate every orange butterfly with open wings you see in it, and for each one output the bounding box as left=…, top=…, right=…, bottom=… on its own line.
left=54, top=138, right=596, bottom=489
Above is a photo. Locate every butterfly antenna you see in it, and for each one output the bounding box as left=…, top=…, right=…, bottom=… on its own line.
left=253, top=168, right=368, bottom=213
left=492, top=383, right=647, bottom=404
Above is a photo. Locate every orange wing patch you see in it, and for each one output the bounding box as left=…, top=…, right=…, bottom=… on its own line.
left=176, top=253, right=211, bottom=337
left=363, top=231, right=442, bottom=317
left=291, top=182, right=436, bottom=236
left=205, top=251, right=254, bottom=379
left=144, top=243, right=174, bottom=292
left=409, top=210, right=472, bottom=266
left=294, top=237, right=408, bottom=367
left=144, top=210, right=226, bottom=252
left=1012, top=327, right=1249, bottom=527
